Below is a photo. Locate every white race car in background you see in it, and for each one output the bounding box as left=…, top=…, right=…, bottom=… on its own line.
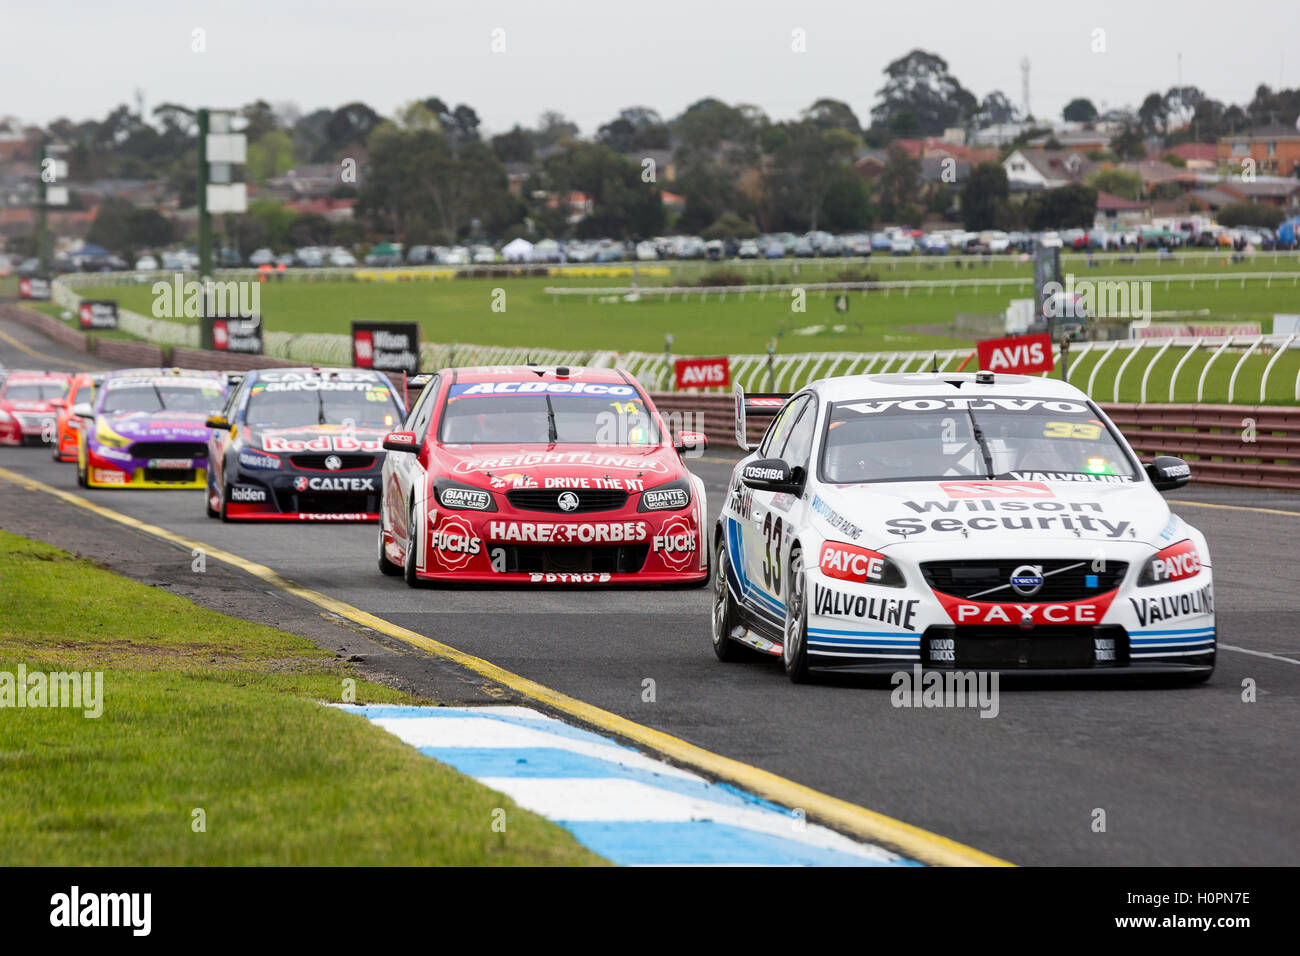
left=713, top=372, right=1214, bottom=683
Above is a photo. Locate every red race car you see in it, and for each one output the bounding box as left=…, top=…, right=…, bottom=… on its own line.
left=0, top=370, right=72, bottom=447
left=377, top=365, right=709, bottom=586
left=52, top=371, right=104, bottom=461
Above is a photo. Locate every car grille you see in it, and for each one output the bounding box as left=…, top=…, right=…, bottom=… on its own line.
left=922, top=625, right=1130, bottom=669
left=920, top=559, right=1128, bottom=603
left=492, top=545, right=648, bottom=574
left=144, top=467, right=197, bottom=483
left=13, top=412, right=54, bottom=429
left=279, top=491, right=376, bottom=515
left=130, top=441, right=208, bottom=460
left=505, top=489, right=629, bottom=513
left=289, top=453, right=377, bottom=470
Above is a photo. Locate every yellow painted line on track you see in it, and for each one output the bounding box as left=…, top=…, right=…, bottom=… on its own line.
left=0, top=325, right=99, bottom=372
left=1168, top=498, right=1300, bottom=518
left=0, top=463, right=1011, bottom=867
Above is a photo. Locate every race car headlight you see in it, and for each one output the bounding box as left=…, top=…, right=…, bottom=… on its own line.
left=435, top=479, right=496, bottom=512
left=0, top=410, right=11, bottom=423
left=94, top=419, right=130, bottom=448
left=638, top=479, right=692, bottom=511
left=1138, top=538, right=1203, bottom=587
left=816, top=541, right=906, bottom=588
left=238, top=449, right=282, bottom=470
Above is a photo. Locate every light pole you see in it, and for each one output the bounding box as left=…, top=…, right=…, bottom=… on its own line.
left=196, top=108, right=246, bottom=348
left=36, top=143, right=69, bottom=275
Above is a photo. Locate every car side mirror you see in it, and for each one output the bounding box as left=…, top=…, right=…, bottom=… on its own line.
left=71, top=403, right=94, bottom=420
left=383, top=431, right=421, bottom=454
left=674, top=430, right=708, bottom=455
left=1146, top=455, right=1191, bottom=492
left=205, top=414, right=232, bottom=430
left=740, top=458, right=805, bottom=494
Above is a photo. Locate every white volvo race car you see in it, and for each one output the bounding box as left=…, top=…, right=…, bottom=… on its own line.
left=713, top=372, right=1214, bottom=683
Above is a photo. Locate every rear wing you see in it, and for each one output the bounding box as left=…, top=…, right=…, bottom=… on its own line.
left=733, top=384, right=791, bottom=451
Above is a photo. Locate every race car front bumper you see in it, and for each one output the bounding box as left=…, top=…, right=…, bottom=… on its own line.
left=217, top=468, right=382, bottom=521
left=800, top=558, right=1215, bottom=676
left=401, top=506, right=709, bottom=584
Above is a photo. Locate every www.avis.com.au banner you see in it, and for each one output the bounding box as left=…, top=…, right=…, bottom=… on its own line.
left=78, top=300, right=118, bottom=330
left=352, top=321, right=419, bottom=375
left=206, top=313, right=263, bottom=354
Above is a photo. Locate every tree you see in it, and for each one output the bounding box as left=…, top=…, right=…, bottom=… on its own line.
left=534, top=111, right=579, bottom=149
left=1023, top=183, right=1096, bottom=230
left=870, top=50, right=977, bottom=136
left=1111, top=125, right=1147, bottom=159
left=820, top=167, right=873, bottom=231
left=1216, top=202, right=1285, bottom=229
left=766, top=123, right=858, bottom=230
left=701, top=212, right=759, bottom=240
left=1063, top=98, right=1098, bottom=123
left=359, top=124, right=516, bottom=242
left=1088, top=168, right=1144, bottom=200
left=1138, top=92, right=1167, bottom=137
left=960, top=162, right=1008, bottom=230
left=979, top=91, right=1019, bottom=126
left=540, top=141, right=664, bottom=238
left=325, top=102, right=382, bottom=153
left=239, top=100, right=280, bottom=142
left=491, top=126, right=534, bottom=164
left=245, top=129, right=295, bottom=183
left=878, top=144, right=922, bottom=224
left=85, top=197, right=174, bottom=256
left=802, top=98, right=862, bottom=137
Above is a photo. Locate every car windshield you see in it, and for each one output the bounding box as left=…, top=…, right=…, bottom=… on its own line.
left=100, top=378, right=225, bottom=413
left=244, top=377, right=402, bottom=428
left=440, top=383, right=660, bottom=445
left=2, top=382, right=68, bottom=401
left=821, top=396, right=1139, bottom=483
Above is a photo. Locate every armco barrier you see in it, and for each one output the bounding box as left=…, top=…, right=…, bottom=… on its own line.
left=650, top=393, right=1300, bottom=491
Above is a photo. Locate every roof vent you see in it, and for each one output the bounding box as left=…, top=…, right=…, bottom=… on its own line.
left=975, top=370, right=995, bottom=384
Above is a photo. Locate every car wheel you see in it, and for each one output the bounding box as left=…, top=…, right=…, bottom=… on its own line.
left=377, top=507, right=402, bottom=577
left=76, top=448, right=87, bottom=488
left=711, top=533, right=748, bottom=662
left=403, top=500, right=423, bottom=588
left=205, top=473, right=219, bottom=519
left=219, top=482, right=232, bottom=523
left=782, top=546, right=811, bottom=683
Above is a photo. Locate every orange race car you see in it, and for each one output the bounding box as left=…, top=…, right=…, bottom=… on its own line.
left=53, top=371, right=105, bottom=462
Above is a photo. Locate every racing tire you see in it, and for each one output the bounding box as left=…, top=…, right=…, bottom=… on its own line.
left=205, top=474, right=219, bottom=519
left=75, top=452, right=87, bottom=489
left=711, top=532, right=750, bottom=661
left=403, top=500, right=423, bottom=588
left=782, top=546, right=812, bottom=683
left=219, top=482, right=233, bottom=523
left=377, top=511, right=402, bottom=577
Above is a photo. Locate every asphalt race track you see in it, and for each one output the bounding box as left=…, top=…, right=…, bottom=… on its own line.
left=2, top=315, right=1297, bottom=866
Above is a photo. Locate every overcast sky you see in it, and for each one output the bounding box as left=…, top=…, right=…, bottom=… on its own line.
left=3, top=0, right=1295, bottom=134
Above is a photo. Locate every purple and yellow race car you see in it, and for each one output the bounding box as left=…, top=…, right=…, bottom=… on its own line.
left=74, top=368, right=228, bottom=489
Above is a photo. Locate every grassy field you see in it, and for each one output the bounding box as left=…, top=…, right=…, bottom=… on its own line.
left=71, top=268, right=1300, bottom=358
left=0, top=529, right=602, bottom=865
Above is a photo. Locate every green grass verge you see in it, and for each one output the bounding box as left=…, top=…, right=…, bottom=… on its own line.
left=0, top=529, right=603, bottom=865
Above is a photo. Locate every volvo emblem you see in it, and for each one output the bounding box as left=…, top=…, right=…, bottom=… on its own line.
left=1010, top=564, right=1044, bottom=596
left=324, top=454, right=342, bottom=471
left=557, top=491, right=580, bottom=512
